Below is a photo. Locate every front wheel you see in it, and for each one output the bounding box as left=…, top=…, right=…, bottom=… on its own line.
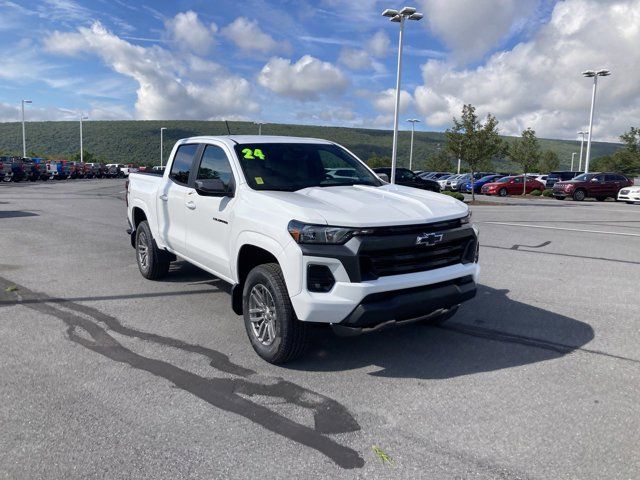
left=243, top=263, right=308, bottom=364
left=135, top=220, right=170, bottom=280
left=572, top=189, right=586, bottom=201
left=499, top=188, right=508, bottom=197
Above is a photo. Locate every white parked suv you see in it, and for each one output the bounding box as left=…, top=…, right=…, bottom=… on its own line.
left=126, top=136, right=480, bottom=363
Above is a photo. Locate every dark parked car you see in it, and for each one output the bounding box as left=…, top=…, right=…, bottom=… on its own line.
left=553, top=172, right=633, bottom=201
left=545, top=171, right=582, bottom=189
left=373, top=167, right=441, bottom=192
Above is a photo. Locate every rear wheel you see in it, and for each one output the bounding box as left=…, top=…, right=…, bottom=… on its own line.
left=243, top=263, right=308, bottom=364
left=135, top=220, right=170, bottom=280
left=421, top=306, right=459, bottom=326
left=572, top=189, right=586, bottom=201
left=498, top=188, right=508, bottom=197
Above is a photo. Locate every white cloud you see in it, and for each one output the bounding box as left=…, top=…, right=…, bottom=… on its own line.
left=419, top=0, right=538, bottom=63
left=164, top=11, right=217, bottom=54
left=370, top=88, right=414, bottom=128
left=338, top=48, right=372, bottom=70
left=220, top=17, right=289, bottom=55
left=368, top=30, right=391, bottom=57
left=258, top=55, right=348, bottom=100
left=44, top=21, right=258, bottom=120
left=414, top=0, right=640, bottom=141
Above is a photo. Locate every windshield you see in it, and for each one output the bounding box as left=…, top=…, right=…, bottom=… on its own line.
left=496, top=177, right=512, bottom=183
left=234, top=143, right=381, bottom=191
left=572, top=174, right=593, bottom=181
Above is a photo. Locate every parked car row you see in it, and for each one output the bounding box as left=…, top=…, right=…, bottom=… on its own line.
left=412, top=169, right=637, bottom=202
left=0, top=156, right=140, bottom=182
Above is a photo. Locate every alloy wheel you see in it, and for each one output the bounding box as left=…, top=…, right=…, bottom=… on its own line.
left=248, top=284, right=277, bottom=346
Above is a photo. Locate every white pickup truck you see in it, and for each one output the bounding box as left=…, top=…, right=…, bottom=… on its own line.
left=126, top=136, right=479, bottom=363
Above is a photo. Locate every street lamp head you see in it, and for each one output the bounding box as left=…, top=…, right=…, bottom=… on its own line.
left=160, top=127, right=167, bottom=131
left=22, top=99, right=32, bottom=104
left=382, top=8, right=399, bottom=17
left=406, top=118, right=420, bottom=123
left=596, top=69, right=611, bottom=76
left=408, top=12, right=423, bottom=20
left=399, top=6, right=416, bottom=15
left=578, top=130, right=589, bottom=135
left=390, top=14, right=401, bottom=22
left=582, top=70, right=596, bottom=77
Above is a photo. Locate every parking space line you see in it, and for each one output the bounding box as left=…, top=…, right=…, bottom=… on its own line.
left=481, top=222, right=640, bottom=237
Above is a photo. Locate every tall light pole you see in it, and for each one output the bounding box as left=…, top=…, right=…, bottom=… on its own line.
left=160, top=127, right=167, bottom=167
left=577, top=130, right=588, bottom=171
left=571, top=152, right=576, bottom=171
left=21, top=99, right=32, bottom=158
left=406, top=118, right=420, bottom=170
left=382, top=6, right=423, bottom=184
left=79, top=114, right=89, bottom=163
left=582, top=69, right=611, bottom=173
left=254, top=121, right=265, bottom=135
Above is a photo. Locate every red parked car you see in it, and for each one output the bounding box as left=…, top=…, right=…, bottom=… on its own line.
left=553, top=172, right=633, bottom=201
left=481, top=175, right=545, bottom=196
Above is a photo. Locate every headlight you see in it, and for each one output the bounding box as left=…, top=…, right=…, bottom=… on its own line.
left=288, top=220, right=372, bottom=244
left=460, top=211, right=472, bottom=224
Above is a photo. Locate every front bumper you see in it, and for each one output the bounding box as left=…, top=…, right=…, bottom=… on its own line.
left=290, top=260, right=480, bottom=324
left=340, top=275, right=476, bottom=328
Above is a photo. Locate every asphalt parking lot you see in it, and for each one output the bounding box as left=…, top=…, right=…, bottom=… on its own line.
left=1, top=180, right=638, bottom=479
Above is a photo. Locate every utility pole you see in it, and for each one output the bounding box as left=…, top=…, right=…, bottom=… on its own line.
left=21, top=99, right=32, bottom=158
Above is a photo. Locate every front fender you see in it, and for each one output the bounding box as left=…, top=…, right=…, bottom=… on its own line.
left=233, top=231, right=302, bottom=298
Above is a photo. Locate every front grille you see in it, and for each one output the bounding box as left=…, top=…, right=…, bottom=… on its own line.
left=359, top=236, right=475, bottom=279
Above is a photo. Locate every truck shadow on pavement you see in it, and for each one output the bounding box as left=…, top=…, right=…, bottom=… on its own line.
left=0, top=275, right=365, bottom=470
left=293, top=285, right=597, bottom=379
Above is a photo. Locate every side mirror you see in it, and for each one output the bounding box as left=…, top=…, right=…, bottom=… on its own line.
left=590, top=178, right=600, bottom=183
left=377, top=173, right=389, bottom=182
left=195, top=178, right=234, bottom=197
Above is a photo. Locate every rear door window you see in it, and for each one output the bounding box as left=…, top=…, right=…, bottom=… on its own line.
left=169, top=144, right=198, bottom=185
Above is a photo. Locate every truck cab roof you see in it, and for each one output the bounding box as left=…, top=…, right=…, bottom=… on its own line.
left=176, top=135, right=334, bottom=149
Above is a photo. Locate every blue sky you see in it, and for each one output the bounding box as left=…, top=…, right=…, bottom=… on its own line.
left=1, top=0, right=638, bottom=141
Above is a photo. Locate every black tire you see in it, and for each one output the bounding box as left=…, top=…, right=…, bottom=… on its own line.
left=555, top=196, right=565, bottom=200
left=498, top=188, right=508, bottom=197
left=596, top=196, right=606, bottom=202
left=243, top=263, right=308, bottom=364
left=135, top=220, right=170, bottom=280
left=626, top=201, right=634, bottom=205
left=421, top=306, right=459, bottom=326
left=572, top=189, right=586, bottom=201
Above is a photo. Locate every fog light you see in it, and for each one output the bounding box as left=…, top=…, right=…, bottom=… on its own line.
left=307, top=265, right=335, bottom=292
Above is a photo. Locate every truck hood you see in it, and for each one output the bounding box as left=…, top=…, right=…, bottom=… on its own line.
left=251, top=184, right=468, bottom=227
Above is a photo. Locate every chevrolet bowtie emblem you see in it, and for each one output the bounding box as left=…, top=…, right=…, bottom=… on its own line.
left=416, top=232, right=443, bottom=246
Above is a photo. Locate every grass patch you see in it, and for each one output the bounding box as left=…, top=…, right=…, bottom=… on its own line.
left=5, top=285, right=18, bottom=292
left=372, top=445, right=394, bottom=465
left=530, top=189, right=542, bottom=196
left=440, top=191, right=465, bottom=201
left=542, top=189, right=554, bottom=197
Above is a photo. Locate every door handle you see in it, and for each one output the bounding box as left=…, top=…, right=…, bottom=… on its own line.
left=185, top=201, right=196, bottom=210
left=159, top=194, right=168, bottom=201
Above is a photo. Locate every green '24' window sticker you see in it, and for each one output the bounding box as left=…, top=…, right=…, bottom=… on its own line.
left=242, top=148, right=265, bottom=160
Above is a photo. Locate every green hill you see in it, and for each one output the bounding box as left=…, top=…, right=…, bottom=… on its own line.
left=0, top=120, right=622, bottom=171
